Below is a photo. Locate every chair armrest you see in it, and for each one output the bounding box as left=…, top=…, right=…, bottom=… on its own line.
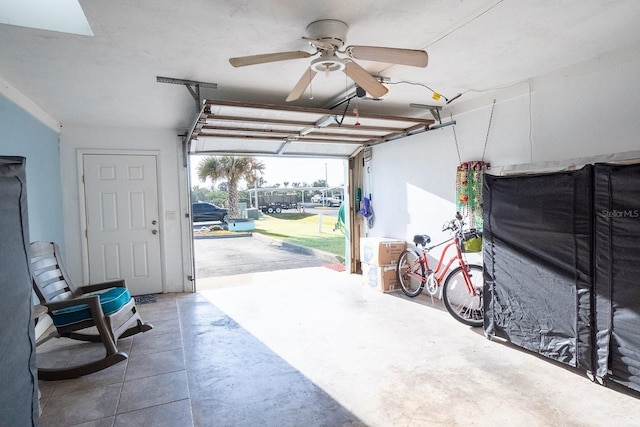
left=78, top=280, right=127, bottom=294
left=43, top=294, right=102, bottom=312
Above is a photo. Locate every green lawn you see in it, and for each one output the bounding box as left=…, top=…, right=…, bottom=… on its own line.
left=254, top=213, right=345, bottom=257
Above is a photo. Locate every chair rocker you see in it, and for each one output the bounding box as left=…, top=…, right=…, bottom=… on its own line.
left=29, top=241, right=153, bottom=381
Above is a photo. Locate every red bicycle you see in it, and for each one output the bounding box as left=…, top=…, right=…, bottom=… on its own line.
left=396, top=213, right=484, bottom=327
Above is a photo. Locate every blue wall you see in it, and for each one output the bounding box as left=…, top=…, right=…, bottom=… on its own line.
left=0, top=95, right=64, bottom=246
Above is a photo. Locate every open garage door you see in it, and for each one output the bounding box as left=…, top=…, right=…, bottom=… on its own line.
left=185, top=99, right=434, bottom=279
left=187, top=99, right=433, bottom=159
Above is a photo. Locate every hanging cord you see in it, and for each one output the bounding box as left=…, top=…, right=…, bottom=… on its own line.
left=451, top=98, right=496, bottom=164
left=482, top=99, right=496, bottom=162
left=366, top=164, right=374, bottom=228
left=451, top=113, right=462, bottom=164
left=366, top=164, right=372, bottom=200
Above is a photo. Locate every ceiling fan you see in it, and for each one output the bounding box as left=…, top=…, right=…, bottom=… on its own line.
left=229, top=19, right=428, bottom=102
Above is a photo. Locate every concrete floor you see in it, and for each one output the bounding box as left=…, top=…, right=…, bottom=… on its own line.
left=199, top=268, right=640, bottom=426
left=38, top=267, right=640, bottom=426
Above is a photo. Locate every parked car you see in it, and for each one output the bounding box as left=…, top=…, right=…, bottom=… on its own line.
left=192, top=202, right=228, bottom=223
left=312, top=194, right=342, bottom=206
left=320, top=195, right=342, bottom=207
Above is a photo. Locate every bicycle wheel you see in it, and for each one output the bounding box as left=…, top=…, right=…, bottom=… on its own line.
left=397, top=249, right=425, bottom=297
left=442, top=264, right=484, bottom=327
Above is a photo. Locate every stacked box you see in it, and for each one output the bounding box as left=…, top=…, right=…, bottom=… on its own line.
left=362, top=263, right=400, bottom=293
left=360, top=237, right=406, bottom=293
left=359, top=237, right=406, bottom=266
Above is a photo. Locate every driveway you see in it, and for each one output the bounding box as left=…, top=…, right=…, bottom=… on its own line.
left=194, top=235, right=335, bottom=279
left=298, top=204, right=339, bottom=216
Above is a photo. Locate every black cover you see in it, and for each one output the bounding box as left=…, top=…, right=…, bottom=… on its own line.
left=593, top=163, right=640, bottom=391
left=483, top=166, right=593, bottom=370
left=0, top=157, right=38, bottom=426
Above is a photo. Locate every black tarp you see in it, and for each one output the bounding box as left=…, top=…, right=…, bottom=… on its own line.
left=594, top=163, right=640, bottom=391
left=483, top=166, right=593, bottom=371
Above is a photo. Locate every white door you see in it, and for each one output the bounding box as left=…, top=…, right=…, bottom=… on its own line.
left=83, top=154, right=162, bottom=295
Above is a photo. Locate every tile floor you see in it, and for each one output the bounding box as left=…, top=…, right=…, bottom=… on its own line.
left=38, top=267, right=640, bottom=427
left=37, top=273, right=361, bottom=427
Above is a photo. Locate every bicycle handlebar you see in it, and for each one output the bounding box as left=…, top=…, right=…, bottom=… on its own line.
left=442, top=212, right=465, bottom=233
left=442, top=220, right=456, bottom=232
left=415, top=212, right=478, bottom=250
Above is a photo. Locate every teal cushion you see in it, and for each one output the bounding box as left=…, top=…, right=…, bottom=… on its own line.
left=51, top=287, right=131, bottom=328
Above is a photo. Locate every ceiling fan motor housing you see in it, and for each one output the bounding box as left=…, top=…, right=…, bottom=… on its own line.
left=306, top=19, right=348, bottom=50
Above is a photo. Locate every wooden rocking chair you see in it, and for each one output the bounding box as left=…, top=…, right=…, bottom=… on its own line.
left=29, top=241, right=153, bottom=381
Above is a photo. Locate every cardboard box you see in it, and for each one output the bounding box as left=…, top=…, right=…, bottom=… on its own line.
left=362, top=262, right=401, bottom=293
left=359, top=237, right=406, bottom=266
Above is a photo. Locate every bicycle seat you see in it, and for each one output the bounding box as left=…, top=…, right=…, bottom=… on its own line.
left=413, top=234, right=431, bottom=247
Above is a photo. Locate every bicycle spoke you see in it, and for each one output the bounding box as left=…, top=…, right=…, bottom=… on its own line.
left=397, top=249, right=425, bottom=297
left=442, top=264, right=484, bottom=327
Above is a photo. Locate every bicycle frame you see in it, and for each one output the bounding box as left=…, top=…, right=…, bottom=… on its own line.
left=397, top=213, right=484, bottom=326
left=417, top=235, right=475, bottom=294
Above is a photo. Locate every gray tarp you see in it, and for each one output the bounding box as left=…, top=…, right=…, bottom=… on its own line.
left=594, top=163, right=640, bottom=391
left=0, top=156, right=38, bottom=426
left=482, top=166, right=594, bottom=371
left=483, top=162, right=640, bottom=393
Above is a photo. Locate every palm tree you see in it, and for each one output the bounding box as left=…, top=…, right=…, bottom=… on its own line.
left=197, top=156, right=264, bottom=218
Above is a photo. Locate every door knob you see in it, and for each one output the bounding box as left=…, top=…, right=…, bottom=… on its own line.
left=152, top=229, right=158, bottom=235
left=152, top=220, right=157, bottom=225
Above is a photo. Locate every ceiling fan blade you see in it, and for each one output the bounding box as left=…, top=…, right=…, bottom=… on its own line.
left=346, top=45, right=428, bottom=68
left=229, top=51, right=312, bottom=67
left=286, top=68, right=317, bottom=102
left=343, top=60, right=388, bottom=99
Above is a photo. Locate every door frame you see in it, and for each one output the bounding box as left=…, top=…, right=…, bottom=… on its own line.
left=77, top=149, right=165, bottom=290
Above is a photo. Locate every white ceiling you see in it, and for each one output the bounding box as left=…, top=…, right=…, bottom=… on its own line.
left=1, top=0, right=639, bottom=131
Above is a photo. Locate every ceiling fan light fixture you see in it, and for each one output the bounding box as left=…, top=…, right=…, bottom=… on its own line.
left=310, top=55, right=345, bottom=73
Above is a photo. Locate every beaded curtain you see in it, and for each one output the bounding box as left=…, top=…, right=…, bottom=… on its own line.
left=456, top=161, right=489, bottom=229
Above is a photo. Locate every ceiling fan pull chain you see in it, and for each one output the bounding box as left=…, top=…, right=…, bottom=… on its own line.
left=482, top=99, right=496, bottom=163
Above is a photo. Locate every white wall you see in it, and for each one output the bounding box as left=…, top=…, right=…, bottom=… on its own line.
left=59, top=125, right=191, bottom=292
left=366, top=43, right=640, bottom=252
